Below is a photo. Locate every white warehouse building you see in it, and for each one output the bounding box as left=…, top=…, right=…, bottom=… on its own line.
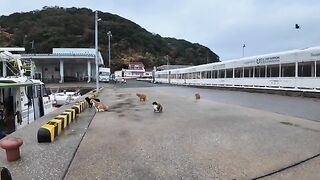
left=21, top=48, right=104, bottom=83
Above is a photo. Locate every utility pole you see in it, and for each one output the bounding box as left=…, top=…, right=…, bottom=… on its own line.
left=166, top=55, right=169, bottom=70
left=206, top=51, right=208, bottom=63
left=107, top=31, right=112, bottom=72
left=95, top=11, right=101, bottom=91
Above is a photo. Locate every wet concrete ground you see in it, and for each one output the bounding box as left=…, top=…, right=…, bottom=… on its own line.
left=64, top=82, right=320, bottom=179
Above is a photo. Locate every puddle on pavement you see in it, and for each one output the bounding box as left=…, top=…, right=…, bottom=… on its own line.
left=116, top=93, right=126, bottom=99
left=110, top=97, right=137, bottom=114
left=118, top=113, right=126, bottom=117
left=118, top=129, right=129, bottom=137
left=280, top=121, right=295, bottom=126
left=280, top=121, right=320, bottom=132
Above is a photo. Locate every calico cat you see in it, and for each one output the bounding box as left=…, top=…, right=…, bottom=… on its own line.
left=90, top=99, right=108, bottom=112
left=152, top=102, right=163, bottom=113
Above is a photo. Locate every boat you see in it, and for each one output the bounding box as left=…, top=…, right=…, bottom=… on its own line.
left=52, top=90, right=81, bottom=106
left=0, top=48, right=54, bottom=134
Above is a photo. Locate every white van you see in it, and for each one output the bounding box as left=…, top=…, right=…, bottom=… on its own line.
left=99, top=67, right=110, bottom=82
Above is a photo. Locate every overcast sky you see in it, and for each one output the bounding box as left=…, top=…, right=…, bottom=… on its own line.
left=1, top=0, right=320, bottom=60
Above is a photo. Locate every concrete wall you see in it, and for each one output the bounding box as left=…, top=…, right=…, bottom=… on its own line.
left=64, top=63, right=88, bottom=82
left=35, top=62, right=60, bottom=82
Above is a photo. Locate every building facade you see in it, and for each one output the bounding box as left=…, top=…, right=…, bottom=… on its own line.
left=121, top=62, right=146, bottom=78
left=21, top=48, right=104, bottom=83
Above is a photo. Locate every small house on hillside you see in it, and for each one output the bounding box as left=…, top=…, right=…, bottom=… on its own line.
left=128, top=62, right=144, bottom=70
left=121, top=62, right=145, bottom=78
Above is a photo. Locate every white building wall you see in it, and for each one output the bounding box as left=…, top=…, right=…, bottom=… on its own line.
left=115, top=71, right=122, bottom=77
left=36, top=62, right=60, bottom=82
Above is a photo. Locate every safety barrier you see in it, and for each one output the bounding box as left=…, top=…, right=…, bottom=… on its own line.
left=65, top=108, right=76, bottom=120
left=37, top=99, right=89, bottom=143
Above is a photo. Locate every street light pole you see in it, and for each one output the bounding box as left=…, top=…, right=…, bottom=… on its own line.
left=107, top=31, right=112, bottom=72
left=30, top=40, right=35, bottom=54
left=95, top=11, right=101, bottom=91
left=166, top=55, right=169, bottom=70
left=242, top=44, right=246, bottom=57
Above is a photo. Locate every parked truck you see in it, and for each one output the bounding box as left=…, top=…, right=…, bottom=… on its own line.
left=99, top=67, right=110, bottom=82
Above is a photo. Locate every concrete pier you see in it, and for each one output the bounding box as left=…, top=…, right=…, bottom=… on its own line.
left=0, top=80, right=320, bottom=179
left=65, top=85, right=320, bottom=179
left=0, top=102, right=95, bottom=179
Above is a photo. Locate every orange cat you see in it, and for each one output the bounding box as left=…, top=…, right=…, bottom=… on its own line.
left=136, top=93, right=147, bottom=102
left=90, top=99, right=108, bottom=112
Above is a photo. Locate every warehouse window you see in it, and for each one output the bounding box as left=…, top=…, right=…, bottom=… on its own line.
left=281, top=63, right=295, bottom=77
left=254, top=66, right=265, bottom=77
left=244, top=67, right=254, bottom=77
left=226, top=69, right=233, bottom=78
left=317, top=62, right=320, bottom=77
left=201, top=71, right=207, bottom=79
left=298, top=62, right=314, bottom=77
left=218, top=69, right=225, bottom=78
left=267, top=65, right=279, bottom=77
left=234, top=68, right=243, bottom=78
left=212, top=71, right=217, bottom=79
left=197, top=72, right=201, bottom=79
left=207, top=71, right=212, bottom=78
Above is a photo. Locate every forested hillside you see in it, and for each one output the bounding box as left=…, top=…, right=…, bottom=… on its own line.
left=0, top=6, right=220, bottom=70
